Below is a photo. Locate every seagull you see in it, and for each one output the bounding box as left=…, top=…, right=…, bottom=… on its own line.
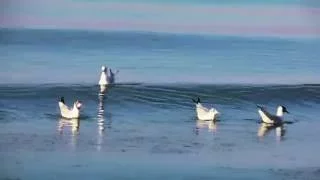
left=99, top=66, right=109, bottom=93
left=58, top=97, right=82, bottom=119
left=98, top=65, right=119, bottom=93
left=192, top=97, right=219, bottom=121
left=257, top=105, right=289, bottom=125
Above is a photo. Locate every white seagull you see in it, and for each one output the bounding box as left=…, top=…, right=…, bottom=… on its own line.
left=58, top=97, right=82, bottom=119
left=98, top=65, right=119, bottom=93
left=192, top=97, right=219, bottom=121
left=99, top=65, right=109, bottom=92
left=257, top=105, right=289, bottom=124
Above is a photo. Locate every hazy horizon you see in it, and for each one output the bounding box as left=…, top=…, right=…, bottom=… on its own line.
left=1, top=0, right=320, bottom=37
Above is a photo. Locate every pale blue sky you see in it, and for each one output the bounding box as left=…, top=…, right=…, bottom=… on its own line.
left=68, top=0, right=317, bottom=5
left=1, top=0, right=320, bottom=36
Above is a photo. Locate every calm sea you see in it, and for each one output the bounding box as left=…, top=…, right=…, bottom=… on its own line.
left=0, top=28, right=320, bottom=180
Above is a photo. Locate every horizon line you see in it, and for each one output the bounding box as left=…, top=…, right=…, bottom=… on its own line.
left=2, top=27, right=320, bottom=40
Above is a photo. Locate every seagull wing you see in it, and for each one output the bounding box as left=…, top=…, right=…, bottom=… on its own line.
left=198, top=103, right=209, bottom=112
left=59, top=102, right=72, bottom=114
left=257, top=105, right=277, bottom=124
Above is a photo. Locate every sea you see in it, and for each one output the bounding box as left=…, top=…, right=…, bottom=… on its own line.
left=0, top=28, right=320, bottom=180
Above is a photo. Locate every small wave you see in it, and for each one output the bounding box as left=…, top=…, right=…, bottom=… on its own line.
left=0, top=84, right=319, bottom=108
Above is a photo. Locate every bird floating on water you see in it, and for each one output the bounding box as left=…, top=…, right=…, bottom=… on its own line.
left=98, top=65, right=119, bottom=93
left=58, top=97, right=82, bottom=119
left=257, top=105, right=289, bottom=125
left=192, top=97, right=219, bottom=121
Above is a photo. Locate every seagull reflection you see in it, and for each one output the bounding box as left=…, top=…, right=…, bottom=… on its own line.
left=97, top=92, right=107, bottom=151
left=258, top=122, right=286, bottom=141
left=196, top=120, right=217, bottom=134
left=58, top=117, right=80, bottom=135
left=98, top=93, right=106, bottom=134
left=257, top=123, right=273, bottom=137
left=100, top=84, right=107, bottom=94
left=57, top=117, right=80, bottom=149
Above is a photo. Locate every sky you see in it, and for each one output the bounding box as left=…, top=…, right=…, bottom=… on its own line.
left=1, top=0, right=320, bottom=36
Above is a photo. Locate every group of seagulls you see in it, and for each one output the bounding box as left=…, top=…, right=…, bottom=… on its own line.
left=192, top=97, right=289, bottom=123
left=58, top=65, right=117, bottom=119
left=193, top=97, right=290, bottom=137
left=58, top=65, right=290, bottom=137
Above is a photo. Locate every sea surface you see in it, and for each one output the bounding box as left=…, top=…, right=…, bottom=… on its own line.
left=0, top=29, right=320, bottom=180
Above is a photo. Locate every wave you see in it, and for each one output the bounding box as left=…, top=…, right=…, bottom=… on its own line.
left=0, top=84, right=319, bottom=107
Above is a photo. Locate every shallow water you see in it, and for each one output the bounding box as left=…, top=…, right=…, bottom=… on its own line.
left=1, top=29, right=320, bottom=179
left=1, top=84, right=320, bottom=179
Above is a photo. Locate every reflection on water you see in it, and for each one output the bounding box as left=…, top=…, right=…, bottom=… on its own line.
left=257, top=123, right=273, bottom=137
left=195, top=120, right=217, bottom=135
left=100, top=84, right=107, bottom=93
left=97, top=92, right=110, bottom=151
left=258, top=122, right=286, bottom=141
left=98, top=93, right=105, bottom=134
left=97, top=92, right=105, bottom=151
left=97, top=85, right=114, bottom=151
left=275, top=125, right=286, bottom=141
left=57, top=118, right=80, bottom=135
left=57, top=117, right=80, bottom=149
